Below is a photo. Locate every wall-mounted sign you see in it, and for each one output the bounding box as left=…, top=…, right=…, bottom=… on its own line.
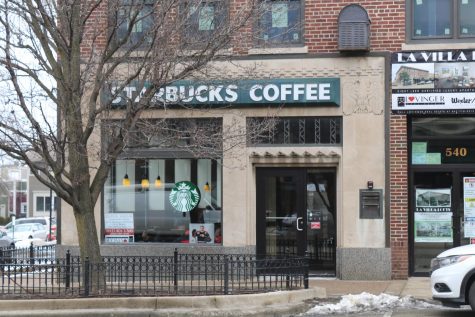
left=105, top=78, right=340, bottom=107
left=169, top=181, right=201, bottom=212
left=392, top=50, right=475, bottom=114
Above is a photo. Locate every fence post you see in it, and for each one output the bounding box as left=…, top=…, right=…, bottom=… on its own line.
left=304, top=251, right=309, bottom=289
left=65, top=250, right=71, bottom=288
left=173, top=248, right=178, bottom=294
left=29, top=242, right=34, bottom=265
left=224, top=257, right=229, bottom=295
left=84, top=257, right=90, bottom=297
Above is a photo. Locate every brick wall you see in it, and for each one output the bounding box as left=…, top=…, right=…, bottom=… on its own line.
left=390, top=115, right=408, bottom=279
left=304, top=0, right=405, bottom=53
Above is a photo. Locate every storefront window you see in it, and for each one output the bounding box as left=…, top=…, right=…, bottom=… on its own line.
left=103, top=158, right=222, bottom=244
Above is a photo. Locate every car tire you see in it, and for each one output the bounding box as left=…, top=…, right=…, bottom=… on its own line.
left=469, top=282, right=475, bottom=311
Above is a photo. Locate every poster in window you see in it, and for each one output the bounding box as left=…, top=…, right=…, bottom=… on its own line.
left=189, top=223, right=214, bottom=243
left=104, top=213, right=135, bottom=243
left=463, top=177, right=475, bottom=237
left=271, top=3, right=288, bottom=28
left=414, top=188, right=452, bottom=243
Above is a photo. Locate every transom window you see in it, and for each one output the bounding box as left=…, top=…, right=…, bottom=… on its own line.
left=247, top=117, right=342, bottom=146
left=410, top=0, right=475, bottom=40
left=256, top=0, right=303, bottom=46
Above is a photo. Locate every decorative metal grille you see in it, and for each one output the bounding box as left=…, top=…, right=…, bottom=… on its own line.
left=299, top=119, right=305, bottom=144
left=247, top=117, right=342, bottom=146
left=315, top=118, right=321, bottom=144
left=330, top=118, right=337, bottom=144
left=284, top=119, right=290, bottom=144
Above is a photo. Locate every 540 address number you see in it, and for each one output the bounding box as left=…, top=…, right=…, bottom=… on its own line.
left=445, top=147, right=468, bottom=157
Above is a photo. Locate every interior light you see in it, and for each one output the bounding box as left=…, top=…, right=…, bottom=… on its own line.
left=141, top=178, right=150, bottom=189
left=155, top=176, right=161, bottom=188
left=122, top=174, right=130, bottom=187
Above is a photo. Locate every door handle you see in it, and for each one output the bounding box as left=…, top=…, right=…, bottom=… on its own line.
left=296, top=217, right=303, bottom=231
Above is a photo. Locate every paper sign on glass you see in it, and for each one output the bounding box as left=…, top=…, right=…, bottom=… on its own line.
left=199, top=5, right=215, bottom=31
left=272, top=3, right=288, bottom=28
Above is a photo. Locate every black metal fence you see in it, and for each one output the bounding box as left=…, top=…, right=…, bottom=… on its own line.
left=0, top=246, right=308, bottom=299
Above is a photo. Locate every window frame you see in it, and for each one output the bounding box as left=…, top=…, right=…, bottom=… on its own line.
left=33, top=192, right=57, bottom=215
left=254, top=0, right=305, bottom=47
left=247, top=116, right=343, bottom=147
left=180, top=0, right=229, bottom=46
left=406, top=0, right=475, bottom=43
left=111, top=0, right=156, bottom=49
left=102, top=157, right=223, bottom=244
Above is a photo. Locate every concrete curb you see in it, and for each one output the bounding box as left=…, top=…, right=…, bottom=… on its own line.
left=0, top=287, right=326, bottom=317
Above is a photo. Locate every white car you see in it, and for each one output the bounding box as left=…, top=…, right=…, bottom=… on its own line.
left=6, top=223, right=48, bottom=243
left=431, top=244, right=475, bottom=310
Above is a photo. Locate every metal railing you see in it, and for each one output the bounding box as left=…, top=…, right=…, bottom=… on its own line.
left=0, top=247, right=309, bottom=299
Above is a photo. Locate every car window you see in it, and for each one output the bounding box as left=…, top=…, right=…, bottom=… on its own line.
left=19, top=219, right=47, bottom=225
left=13, top=225, right=32, bottom=232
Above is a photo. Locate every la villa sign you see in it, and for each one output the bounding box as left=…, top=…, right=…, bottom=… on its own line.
left=391, top=50, right=475, bottom=114
left=395, top=51, right=475, bottom=63
left=106, top=78, right=340, bottom=107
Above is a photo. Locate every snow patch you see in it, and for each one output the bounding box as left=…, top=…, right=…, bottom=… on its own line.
left=302, top=292, right=438, bottom=315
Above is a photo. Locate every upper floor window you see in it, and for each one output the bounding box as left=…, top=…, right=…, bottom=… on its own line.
left=182, top=0, right=228, bottom=44
left=114, top=0, right=154, bottom=47
left=410, top=0, right=475, bottom=40
left=256, top=0, right=303, bottom=46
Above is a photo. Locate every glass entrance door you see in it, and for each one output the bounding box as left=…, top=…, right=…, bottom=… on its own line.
left=256, top=168, right=306, bottom=258
left=306, top=169, right=337, bottom=274
left=412, top=170, right=475, bottom=275
left=256, top=167, right=336, bottom=275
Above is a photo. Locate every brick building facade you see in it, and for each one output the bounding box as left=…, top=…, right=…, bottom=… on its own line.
left=63, top=0, right=469, bottom=280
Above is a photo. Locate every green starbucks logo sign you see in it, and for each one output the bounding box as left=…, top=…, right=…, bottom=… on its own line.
left=169, top=181, right=201, bottom=212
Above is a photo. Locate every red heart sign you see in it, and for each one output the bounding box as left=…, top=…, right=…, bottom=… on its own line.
left=408, top=96, right=415, bottom=102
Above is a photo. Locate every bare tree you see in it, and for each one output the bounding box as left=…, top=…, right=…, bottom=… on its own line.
left=0, top=0, right=263, bottom=263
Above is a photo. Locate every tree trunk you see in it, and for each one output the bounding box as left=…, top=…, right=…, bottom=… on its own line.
left=74, top=204, right=104, bottom=291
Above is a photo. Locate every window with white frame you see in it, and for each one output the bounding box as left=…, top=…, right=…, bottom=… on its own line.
left=409, top=0, right=475, bottom=40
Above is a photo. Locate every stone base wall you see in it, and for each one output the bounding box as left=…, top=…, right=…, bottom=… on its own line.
left=56, top=244, right=255, bottom=258
left=337, top=248, right=391, bottom=280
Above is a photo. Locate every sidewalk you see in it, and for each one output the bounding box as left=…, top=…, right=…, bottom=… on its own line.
left=0, top=278, right=433, bottom=316
left=310, top=277, right=433, bottom=301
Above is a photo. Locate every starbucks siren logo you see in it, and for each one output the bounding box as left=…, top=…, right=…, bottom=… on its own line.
left=169, top=181, right=201, bottom=212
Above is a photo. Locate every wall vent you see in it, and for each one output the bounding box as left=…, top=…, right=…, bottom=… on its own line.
left=338, top=4, right=371, bottom=52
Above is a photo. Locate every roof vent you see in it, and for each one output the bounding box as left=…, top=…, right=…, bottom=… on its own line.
left=338, top=4, right=371, bottom=52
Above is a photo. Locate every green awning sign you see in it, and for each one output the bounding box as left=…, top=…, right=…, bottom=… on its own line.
left=169, top=181, right=201, bottom=212
left=107, top=78, right=340, bottom=107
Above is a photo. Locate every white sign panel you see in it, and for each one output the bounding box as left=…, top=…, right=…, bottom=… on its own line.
left=464, top=177, right=475, bottom=237
left=392, top=50, right=475, bottom=114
